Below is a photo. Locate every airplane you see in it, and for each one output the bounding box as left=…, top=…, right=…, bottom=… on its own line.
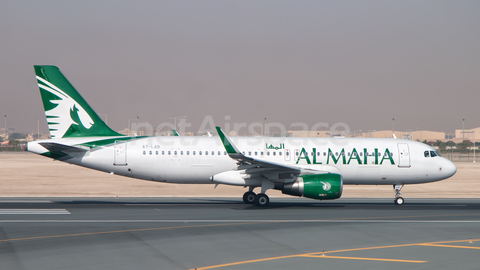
left=26, top=65, right=457, bottom=206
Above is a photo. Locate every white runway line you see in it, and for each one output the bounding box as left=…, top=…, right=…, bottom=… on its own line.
left=0, top=200, right=53, bottom=203
left=0, top=219, right=480, bottom=223
left=0, top=209, right=70, bottom=214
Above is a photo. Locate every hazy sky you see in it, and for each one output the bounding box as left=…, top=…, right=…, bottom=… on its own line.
left=1, top=1, right=479, bottom=135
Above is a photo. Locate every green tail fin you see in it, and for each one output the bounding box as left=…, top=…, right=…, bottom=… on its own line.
left=34, top=65, right=123, bottom=138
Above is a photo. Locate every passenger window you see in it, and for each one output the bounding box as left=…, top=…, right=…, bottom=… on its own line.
left=149, top=151, right=152, bottom=155
left=218, top=151, right=221, bottom=155
left=174, top=151, right=177, bottom=155
left=255, top=152, right=258, bottom=156
left=348, top=152, right=351, bottom=156
left=224, top=151, right=227, bottom=155
left=267, top=152, right=270, bottom=156
left=211, top=151, right=214, bottom=155
left=249, top=151, right=252, bottom=156
left=335, top=152, right=339, bottom=156
left=279, top=152, right=282, bottom=156
left=324, top=152, right=326, bottom=156
left=180, top=151, right=183, bottom=155
left=273, top=152, right=276, bottom=156
left=199, top=151, right=202, bottom=155
left=156, top=151, right=158, bottom=155
left=360, top=152, right=363, bottom=156
left=205, top=151, right=208, bottom=155
left=143, top=151, right=146, bottom=155
left=261, top=152, right=264, bottom=156
left=286, top=152, right=289, bottom=156
left=168, top=151, right=171, bottom=155
left=193, top=151, right=196, bottom=155
left=424, top=151, right=430, bottom=157
left=162, top=151, right=165, bottom=155
left=187, top=151, right=190, bottom=155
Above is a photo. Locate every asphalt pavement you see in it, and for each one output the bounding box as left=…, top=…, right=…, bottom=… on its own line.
left=0, top=197, right=479, bottom=270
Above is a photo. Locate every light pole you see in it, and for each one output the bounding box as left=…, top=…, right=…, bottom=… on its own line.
left=392, top=118, right=395, bottom=136
left=263, top=118, right=267, bottom=136
left=463, top=118, right=465, bottom=142
left=474, top=136, right=476, bottom=163
left=4, top=115, right=6, bottom=139
left=33, top=118, right=39, bottom=140
left=169, top=116, right=186, bottom=132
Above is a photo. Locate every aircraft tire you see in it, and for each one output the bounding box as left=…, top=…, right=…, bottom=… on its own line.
left=254, top=193, right=269, bottom=207
left=394, top=197, right=404, bottom=205
left=243, top=192, right=256, bottom=204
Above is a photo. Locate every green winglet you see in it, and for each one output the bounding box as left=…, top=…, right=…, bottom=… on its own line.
left=172, top=129, right=180, bottom=136
left=215, top=127, right=238, bottom=154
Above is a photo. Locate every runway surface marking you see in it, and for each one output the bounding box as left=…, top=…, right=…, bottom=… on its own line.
left=2, top=218, right=480, bottom=223
left=419, top=243, right=480, bottom=249
left=190, top=239, right=480, bottom=270
left=0, top=222, right=263, bottom=243
left=301, top=254, right=426, bottom=263
left=0, top=209, right=69, bottom=214
left=0, top=200, right=53, bottom=203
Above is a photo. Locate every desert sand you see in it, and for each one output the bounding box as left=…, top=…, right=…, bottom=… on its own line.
left=1, top=153, right=479, bottom=198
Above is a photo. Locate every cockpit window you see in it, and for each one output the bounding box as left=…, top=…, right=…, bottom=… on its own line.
left=425, top=150, right=440, bottom=157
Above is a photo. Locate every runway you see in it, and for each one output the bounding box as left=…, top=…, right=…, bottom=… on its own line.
left=1, top=197, right=480, bottom=270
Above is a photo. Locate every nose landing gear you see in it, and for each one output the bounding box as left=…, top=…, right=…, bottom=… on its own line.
left=394, top=184, right=404, bottom=205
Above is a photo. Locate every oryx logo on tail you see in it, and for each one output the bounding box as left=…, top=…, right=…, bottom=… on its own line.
left=37, top=76, right=94, bottom=138
left=34, top=65, right=123, bottom=138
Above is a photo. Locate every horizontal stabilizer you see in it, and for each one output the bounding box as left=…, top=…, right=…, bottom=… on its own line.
left=39, top=142, right=89, bottom=153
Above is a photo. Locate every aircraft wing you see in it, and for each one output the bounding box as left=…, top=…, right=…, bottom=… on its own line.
left=216, top=127, right=303, bottom=182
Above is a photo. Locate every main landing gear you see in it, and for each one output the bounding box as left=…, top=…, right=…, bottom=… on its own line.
left=394, top=184, right=404, bottom=205
left=242, top=187, right=270, bottom=207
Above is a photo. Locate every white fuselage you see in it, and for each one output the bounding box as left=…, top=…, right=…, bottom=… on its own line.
left=27, top=136, right=457, bottom=186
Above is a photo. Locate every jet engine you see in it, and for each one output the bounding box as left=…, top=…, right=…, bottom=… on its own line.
left=279, top=173, right=343, bottom=200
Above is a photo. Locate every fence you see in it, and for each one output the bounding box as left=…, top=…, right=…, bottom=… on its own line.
left=0, top=145, right=24, bottom=152
left=439, top=151, right=477, bottom=162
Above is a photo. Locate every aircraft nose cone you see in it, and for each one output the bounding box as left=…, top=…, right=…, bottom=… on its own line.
left=442, top=159, right=457, bottom=178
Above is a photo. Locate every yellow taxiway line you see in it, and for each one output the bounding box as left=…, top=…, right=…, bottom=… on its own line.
left=191, top=239, right=480, bottom=270
left=302, top=254, right=426, bottom=263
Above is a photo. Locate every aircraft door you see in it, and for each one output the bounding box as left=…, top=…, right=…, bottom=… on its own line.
left=114, top=141, right=127, bottom=166
left=397, top=143, right=410, bottom=168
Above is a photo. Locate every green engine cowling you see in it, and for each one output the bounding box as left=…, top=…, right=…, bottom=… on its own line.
left=280, top=173, right=343, bottom=200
